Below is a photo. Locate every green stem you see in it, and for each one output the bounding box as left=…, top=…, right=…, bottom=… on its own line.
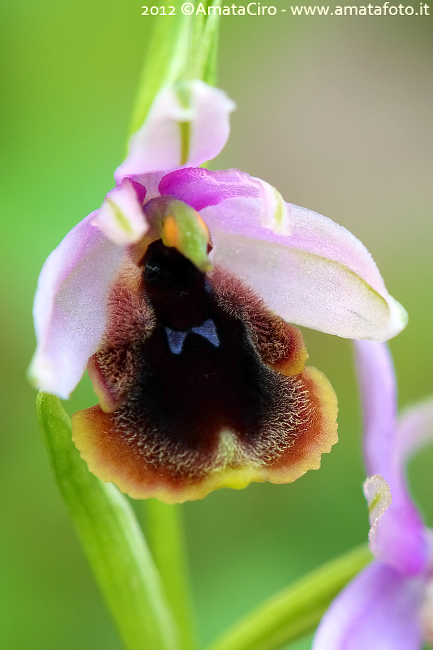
left=145, top=500, right=197, bottom=650
left=37, top=393, right=177, bottom=650
left=205, top=545, right=372, bottom=650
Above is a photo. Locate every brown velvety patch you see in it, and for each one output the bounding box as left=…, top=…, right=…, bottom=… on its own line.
left=265, top=366, right=338, bottom=483
left=89, top=258, right=156, bottom=410
left=74, top=241, right=337, bottom=502
left=210, top=268, right=308, bottom=376
left=72, top=364, right=337, bottom=502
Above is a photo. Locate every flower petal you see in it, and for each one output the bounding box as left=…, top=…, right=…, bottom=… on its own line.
left=312, top=561, right=424, bottom=650
left=72, top=250, right=337, bottom=503
left=29, top=215, right=125, bottom=399
left=355, top=341, right=427, bottom=575
left=354, top=342, right=398, bottom=477
left=115, top=81, right=235, bottom=182
left=159, top=168, right=293, bottom=235
left=91, top=179, right=148, bottom=245
left=200, top=201, right=407, bottom=341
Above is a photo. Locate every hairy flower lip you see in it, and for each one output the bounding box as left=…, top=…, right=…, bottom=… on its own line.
left=72, top=368, right=338, bottom=503
left=71, top=251, right=338, bottom=503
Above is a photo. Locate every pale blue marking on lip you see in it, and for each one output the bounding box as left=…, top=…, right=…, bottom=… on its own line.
left=192, top=319, right=220, bottom=348
left=165, top=328, right=187, bottom=355
left=165, top=319, right=220, bottom=355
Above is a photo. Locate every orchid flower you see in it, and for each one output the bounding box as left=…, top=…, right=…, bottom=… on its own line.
left=312, top=340, right=433, bottom=650
left=29, top=80, right=407, bottom=503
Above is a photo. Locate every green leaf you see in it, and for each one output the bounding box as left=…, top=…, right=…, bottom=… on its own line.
left=205, top=545, right=372, bottom=650
left=37, top=392, right=177, bottom=650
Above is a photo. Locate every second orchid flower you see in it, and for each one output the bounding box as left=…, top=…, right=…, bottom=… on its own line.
left=313, top=341, right=433, bottom=650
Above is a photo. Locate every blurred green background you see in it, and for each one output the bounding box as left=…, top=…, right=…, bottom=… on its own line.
left=1, top=1, right=432, bottom=649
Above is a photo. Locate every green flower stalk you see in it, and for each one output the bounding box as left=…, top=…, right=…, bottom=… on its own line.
left=146, top=500, right=197, bottom=650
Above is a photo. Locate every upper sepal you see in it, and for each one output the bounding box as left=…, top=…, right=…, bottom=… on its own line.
left=115, top=81, right=236, bottom=182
